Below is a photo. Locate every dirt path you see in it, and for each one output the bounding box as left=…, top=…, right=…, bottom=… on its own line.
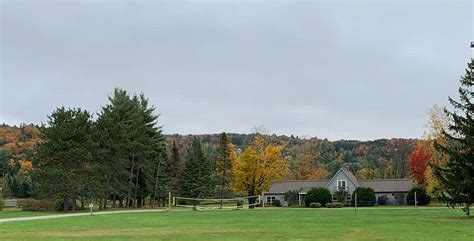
left=0, top=209, right=169, bottom=223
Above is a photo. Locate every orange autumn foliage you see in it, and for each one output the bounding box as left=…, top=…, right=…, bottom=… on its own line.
left=408, top=146, right=432, bottom=185
left=19, top=160, right=33, bottom=170
left=291, top=153, right=328, bottom=180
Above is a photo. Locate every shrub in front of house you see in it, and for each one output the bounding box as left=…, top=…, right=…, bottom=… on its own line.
left=334, top=202, right=343, bottom=208
left=309, top=202, right=321, bottom=208
left=305, top=187, right=331, bottom=207
left=377, top=195, right=388, bottom=205
left=393, top=193, right=406, bottom=205
left=325, top=202, right=343, bottom=208
left=284, top=189, right=300, bottom=206
left=407, top=186, right=431, bottom=206
left=335, top=190, right=348, bottom=203
left=351, top=187, right=376, bottom=206
left=272, top=199, right=282, bottom=207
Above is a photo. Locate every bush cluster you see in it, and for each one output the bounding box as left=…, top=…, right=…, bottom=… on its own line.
left=284, top=190, right=300, bottom=206
left=18, top=199, right=54, bottom=211
left=305, top=187, right=331, bottom=207
left=309, top=202, right=321, bottom=208
left=272, top=199, right=282, bottom=207
left=377, top=195, right=388, bottom=205
left=407, top=187, right=431, bottom=206
left=326, top=202, right=343, bottom=208
left=351, top=187, right=376, bottom=206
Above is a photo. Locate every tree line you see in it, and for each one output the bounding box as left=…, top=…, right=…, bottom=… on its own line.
left=0, top=58, right=471, bottom=214
left=0, top=88, right=289, bottom=211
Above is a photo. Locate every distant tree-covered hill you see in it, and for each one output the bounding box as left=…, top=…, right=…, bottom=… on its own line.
left=0, top=124, right=419, bottom=190
left=165, top=133, right=419, bottom=180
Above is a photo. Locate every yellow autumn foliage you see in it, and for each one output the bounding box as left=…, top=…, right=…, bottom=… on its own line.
left=19, top=160, right=33, bottom=170
left=233, top=135, right=288, bottom=196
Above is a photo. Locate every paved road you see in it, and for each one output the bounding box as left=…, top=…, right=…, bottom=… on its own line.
left=0, top=209, right=169, bottom=223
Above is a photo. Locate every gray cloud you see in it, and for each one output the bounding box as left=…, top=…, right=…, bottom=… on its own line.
left=1, top=0, right=472, bottom=140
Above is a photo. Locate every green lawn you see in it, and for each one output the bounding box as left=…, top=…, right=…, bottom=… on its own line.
left=1, top=207, right=472, bottom=240
left=0, top=209, right=55, bottom=219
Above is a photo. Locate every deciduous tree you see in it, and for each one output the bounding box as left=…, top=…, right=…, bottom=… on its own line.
left=408, top=145, right=432, bottom=185
left=233, top=135, right=288, bottom=208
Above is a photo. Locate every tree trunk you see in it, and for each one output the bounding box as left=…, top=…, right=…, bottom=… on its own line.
left=63, top=197, right=68, bottom=212
left=133, top=157, right=140, bottom=208
left=112, top=194, right=116, bottom=208
left=152, top=159, right=161, bottom=209
left=127, top=149, right=136, bottom=208
left=220, top=169, right=226, bottom=209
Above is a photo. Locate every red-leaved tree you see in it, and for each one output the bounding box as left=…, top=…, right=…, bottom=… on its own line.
left=408, top=146, right=432, bottom=185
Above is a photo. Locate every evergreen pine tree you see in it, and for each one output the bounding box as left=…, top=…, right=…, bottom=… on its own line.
left=97, top=88, right=167, bottom=209
left=181, top=137, right=212, bottom=200
left=215, top=132, right=233, bottom=208
left=434, top=59, right=474, bottom=215
left=168, top=141, right=183, bottom=195
left=129, top=93, right=165, bottom=208
left=96, top=89, right=134, bottom=209
left=35, top=107, right=95, bottom=211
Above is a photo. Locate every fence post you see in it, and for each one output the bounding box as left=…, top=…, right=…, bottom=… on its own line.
left=414, top=191, right=417, bottom=210
left=168, top=192, right=171, bottom=211
left=0, top=187, right=3, bottom=211
left=354, top=192, right=357, bottom=215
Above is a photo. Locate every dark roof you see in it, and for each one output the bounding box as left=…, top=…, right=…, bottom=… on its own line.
left=267, top=180, right=329, bottom=194
left=359, top=179, right=413, bottom=192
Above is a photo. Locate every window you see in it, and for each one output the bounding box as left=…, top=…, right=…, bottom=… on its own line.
left=337, top=180, right=347, bottom=191
left=346, top=193, right=352, bottom=201
left=266, top=196, right=276, bottom=204
left=332, top=193, right=338, bottom=201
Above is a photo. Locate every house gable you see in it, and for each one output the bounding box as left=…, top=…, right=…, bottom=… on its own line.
left=325, top=168, right=359, bottom=194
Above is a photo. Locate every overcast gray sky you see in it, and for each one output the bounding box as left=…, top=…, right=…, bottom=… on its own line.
left=1, top=0, right=473, bottom=140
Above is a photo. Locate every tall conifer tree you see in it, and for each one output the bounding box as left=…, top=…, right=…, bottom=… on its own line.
left=36, top=107, right=95, bottom=211
left=434, top=59, right=474, bottom=215
left=169, top=141, right=183, bottom=195
left=215, top=132, right=233, bottom=208
left=181, top=137, right=212, bottom=199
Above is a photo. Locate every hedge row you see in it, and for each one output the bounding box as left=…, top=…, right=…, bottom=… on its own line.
left=17, top=199, right=55, bottom=211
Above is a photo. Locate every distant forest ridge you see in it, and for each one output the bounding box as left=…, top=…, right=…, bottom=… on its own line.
left=0, top=124, right=420, bottom=181
left=166, top=133, right=420, bottom=179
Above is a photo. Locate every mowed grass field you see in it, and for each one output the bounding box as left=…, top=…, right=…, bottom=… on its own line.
left=0, top=209, right=55, bottom=219
left=1, top=207, right=473, bottom=240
